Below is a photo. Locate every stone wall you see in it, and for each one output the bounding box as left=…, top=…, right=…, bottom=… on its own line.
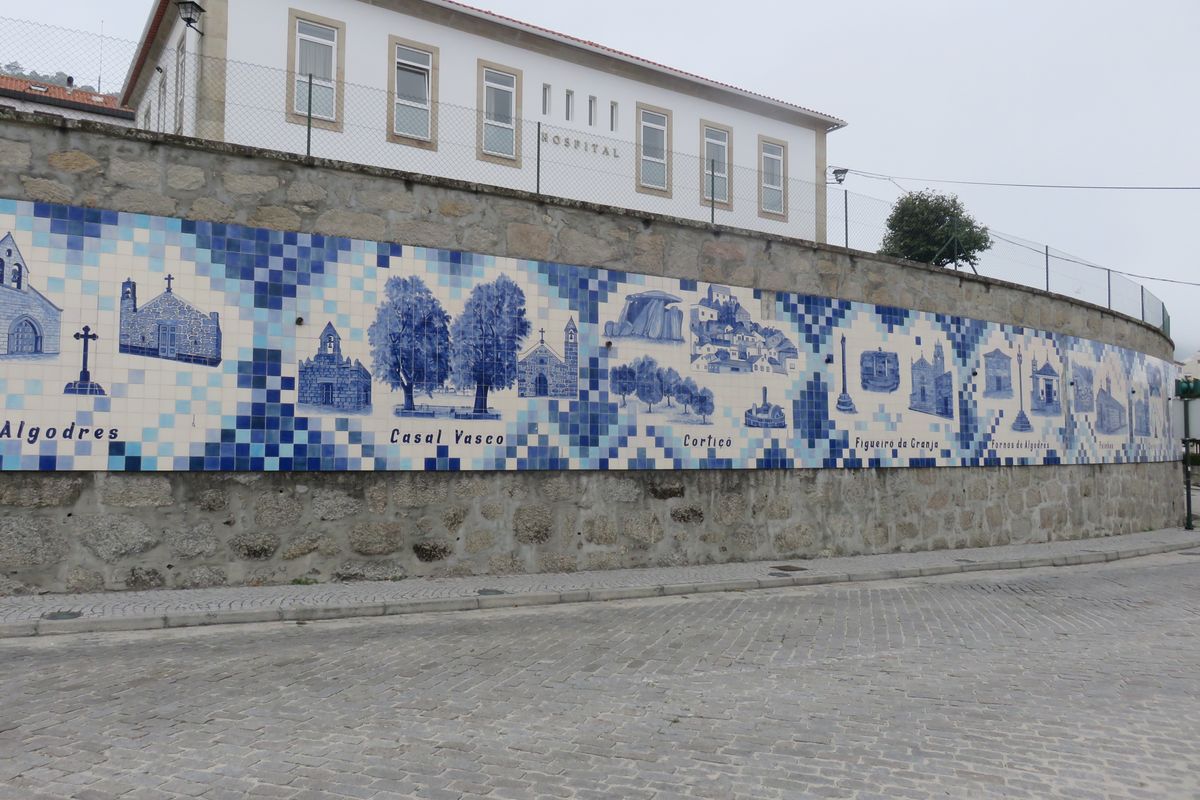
left=0, top=462, right=1183, bottom=594
left=0, top=108, right=1182, bottom=594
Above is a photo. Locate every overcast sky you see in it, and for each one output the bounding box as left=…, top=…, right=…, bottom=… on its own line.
left=15, top=0, right=1200, bottom=359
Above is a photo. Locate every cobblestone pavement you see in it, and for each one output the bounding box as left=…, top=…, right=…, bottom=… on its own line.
left=2, top=528, right=1196, bottom=637
left=3, top=553, right=1200, bottom=799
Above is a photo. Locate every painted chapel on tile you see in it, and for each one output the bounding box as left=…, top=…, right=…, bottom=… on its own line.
left=0, top=233, right=62, bottom=359
left=298, top=322, right=372, bottom=411
left=517, top=318, right=577, bottom=398
left=119, top=275, right=222, bottom=366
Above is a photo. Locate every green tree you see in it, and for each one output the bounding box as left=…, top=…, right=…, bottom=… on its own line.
left=878, top=190, right=991, bottom=270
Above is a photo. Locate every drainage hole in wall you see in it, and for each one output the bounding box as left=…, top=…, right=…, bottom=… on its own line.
left=477, top=588, right=506, bottom=596
left=41, top=611, right=83, bottom=621
left=770, top=565, right=808, bottom=572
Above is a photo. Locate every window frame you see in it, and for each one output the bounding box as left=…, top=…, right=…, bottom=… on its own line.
left=386, top=36, right=438, bottom=151
left=542, top=83, right=551, bottom=116
left=173, top=32, right=186, bottom=135
left=699, top=120, right=734, bottom=211
left=564, top=89, right=574, bottom=122
left=635, top=102, right=672, bottom=198
left=610, top=101, right=618, bottom=132
left=476, top=59, right=523, bottom=167
left=588, top=95, right=597, bottom=127
left=757, top=134, right=788, bottom=221
left=285, top=9, right=346, bottom=132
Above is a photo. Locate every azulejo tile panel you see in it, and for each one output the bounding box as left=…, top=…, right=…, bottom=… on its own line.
left=0, top=198, right=1176, bottom=472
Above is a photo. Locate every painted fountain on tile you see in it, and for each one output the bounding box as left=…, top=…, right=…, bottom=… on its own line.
left=0, top=198, right=1176, bottom=471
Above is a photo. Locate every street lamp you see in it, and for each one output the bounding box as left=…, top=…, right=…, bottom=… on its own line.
left=176, top=1, right=206, bottom=34
left=827, top=167, right=849, bottom=248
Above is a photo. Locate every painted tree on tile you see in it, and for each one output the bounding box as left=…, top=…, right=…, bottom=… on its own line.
left=450, top=274, right=531, bottom=414
left=369, top=276, right=451, bottom=412
left=694, top=387, right=715, bottom=423
left=675, top=377, right=699, bottom=413
left=634, top=356, right=664, bottom=411
left=658, top=366, right=681, bottom=408
left=610, top=364, right=636, bottom=407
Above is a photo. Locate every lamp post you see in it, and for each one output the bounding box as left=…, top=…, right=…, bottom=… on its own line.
left=829, top=167, right=848, bottom=248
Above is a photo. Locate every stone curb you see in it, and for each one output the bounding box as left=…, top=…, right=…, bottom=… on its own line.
left=2, top=539, right=1195, bottom=640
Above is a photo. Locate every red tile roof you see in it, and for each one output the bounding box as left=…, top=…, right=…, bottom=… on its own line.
left=0, top=74, right=133, bottom=117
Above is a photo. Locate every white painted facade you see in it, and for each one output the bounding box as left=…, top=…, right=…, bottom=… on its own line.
left=125, top=0, right=843, bottom=241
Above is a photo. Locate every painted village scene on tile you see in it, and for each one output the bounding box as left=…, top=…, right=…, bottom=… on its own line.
left=0, top=199, right=1177, bottom=472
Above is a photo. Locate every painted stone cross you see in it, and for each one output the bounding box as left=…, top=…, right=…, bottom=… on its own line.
left=64, top=325, right=106, bottom=396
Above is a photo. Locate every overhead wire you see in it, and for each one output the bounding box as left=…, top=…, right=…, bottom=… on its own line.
left=843, top=168, right=1200, bottom=191
left=833, top=168, right=1200, bottom=289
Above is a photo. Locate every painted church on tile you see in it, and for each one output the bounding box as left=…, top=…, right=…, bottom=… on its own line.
left=0, top=233, right=61, bottom=359
left=119, top=275, right=222, bottom=366
left=517, top=318, right=578, bottom=398
left=298, top=323, right=372, bottom=412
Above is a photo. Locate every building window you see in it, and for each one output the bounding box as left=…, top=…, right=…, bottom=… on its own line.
left=565, top=90, right=574, bottom=121
left=477, top=60, right=522, bottom=166
left=610, top=101, right=618, bottom=132
left=758, top=135, right=787, bottom=220
left=388, top=36, right=438, bottom=149
left=542, top=83, right=551, bottom=115
left=588, top=95, right=596, bottom=127
left=157, top=70, right=167, bottom=133
left=636, top=103, right=671, bottom=197
left=701, top=122, right=733, bottom=209
left=286, top=10, right=346, bottom=131
left=173, top=33, right=186, bottom=134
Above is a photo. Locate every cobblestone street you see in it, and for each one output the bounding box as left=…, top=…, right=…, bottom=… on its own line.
left=3, top=554, right=1199, bottom=799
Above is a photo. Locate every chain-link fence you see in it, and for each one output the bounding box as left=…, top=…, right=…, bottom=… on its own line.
left=0, top=16, right=1172, bottom=336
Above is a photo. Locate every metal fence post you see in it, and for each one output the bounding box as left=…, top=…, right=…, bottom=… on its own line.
left=536, top=121, right=542, bottom=195
left=305, top=73, right=313, bottom=158
left=1141, top=285, right=1146, bottom=322
left=1044, top=245, right=1050, bottom=291
left=1107, top=269, right=1112, bottom=309
left=710, top=158, right=716, bottom=225
left=1186, top=399, right=1194, bottom=530
left=843, top=189, right=849, bottom=249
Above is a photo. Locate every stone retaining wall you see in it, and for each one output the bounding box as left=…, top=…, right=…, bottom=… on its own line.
left=0, top=462, right=1182, bottom=594
left=0, top=108, right=1181, bottom=594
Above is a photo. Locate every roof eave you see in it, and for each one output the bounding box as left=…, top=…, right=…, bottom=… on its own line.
left=421, top=0, right=847, bottom=131
left=120, top=0, right=171, bottom=107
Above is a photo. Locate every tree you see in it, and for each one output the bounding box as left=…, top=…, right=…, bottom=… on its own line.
left=633, top=356, right=663, bottom=411
left=878, top=190, right=991, bottom=270
left=369, top=276, right=451, bottom=412
left=450, top=274, right=530, bottom=414
left=610, top=364, right=636, bottom=407
left=693, top=388, right=715, bottom=423
left=658, top=367, right=681, bottom=407
left=675, top=377, right=699, bottom=413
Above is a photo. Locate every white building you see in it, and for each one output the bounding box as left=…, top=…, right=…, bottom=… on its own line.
left=121, top=0, right=845, bottom=241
